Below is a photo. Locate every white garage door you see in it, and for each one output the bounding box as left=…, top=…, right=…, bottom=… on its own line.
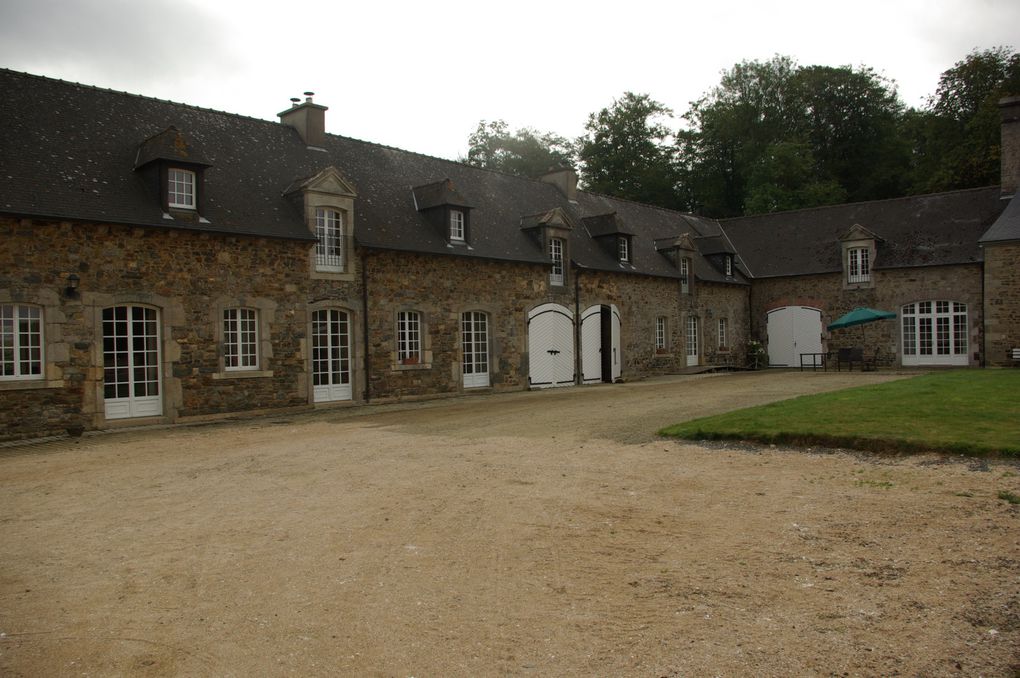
left=766, top=306, right=823, bottom=367
left=528, top=303, right=575, bottom=388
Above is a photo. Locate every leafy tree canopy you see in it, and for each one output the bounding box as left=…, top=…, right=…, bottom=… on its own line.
left=461, top=120, right=574, bottom=178
left=908, top=46, right=1020, bottom=192
left=575, top=92, right=682, bottom=208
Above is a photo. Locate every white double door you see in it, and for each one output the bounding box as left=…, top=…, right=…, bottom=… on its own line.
left=766, top=306, right=823, bottom=367
left=103, top=305, right=162, bottom=419
left=461, top=311, right=490, bottom=388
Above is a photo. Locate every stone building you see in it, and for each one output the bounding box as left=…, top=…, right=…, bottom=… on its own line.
left=1, top=70, right=1016, bottom=441
left=0, top=70, right=748, bottom=440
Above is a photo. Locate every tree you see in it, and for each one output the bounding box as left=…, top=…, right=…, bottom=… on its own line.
left=677, top=56, right=910, bottom=216
left=575, top=92, right=681, bottom=208
left=909, top=46, right=1020, bottom=192
left=462, top=120, right=574, bottom=178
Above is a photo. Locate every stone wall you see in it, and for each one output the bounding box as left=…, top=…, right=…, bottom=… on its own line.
left=686, top=281, right=751, bottom=368
left=363, top=250, right=545, bottom=400
left=0, top=217, right=333, bottom=440
left=983, top=242, right=1020, bottom=366
left=750, top=264, right=984, bottom=365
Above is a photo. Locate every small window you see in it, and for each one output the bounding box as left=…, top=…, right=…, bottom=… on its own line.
left=718, top=317, right=729, bottom=350
left=618, top=236, right=630, bottom=262
left=450, top=210, right=465, bottom=242
left=315, top=207, right=345, bottom=272
left=848, top=247, right=870, bottom=283
left=397, top=311, right=422, bottom=364
left=725, top=256, right=733, bottom=277
left=549, top=237, right=564, bottom=286
left=680, top=257, right=690, bottom=294
left=655, top=316, right=667, bottom=352
left=168, top=168, right=196, bottom=209
left=1, top=304, right=43, bottom=380
left=223, top=308, right=258, bottom=370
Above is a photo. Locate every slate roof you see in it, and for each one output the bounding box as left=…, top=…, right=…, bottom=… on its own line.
left=720, top=187, right=1007, bottom=278
left=979, top=193, right=1020, bottom=244
left=0, top=68, right=747, bottom=284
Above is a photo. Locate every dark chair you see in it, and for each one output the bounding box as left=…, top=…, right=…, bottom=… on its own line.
left=836, top=347, right=864, bottom=371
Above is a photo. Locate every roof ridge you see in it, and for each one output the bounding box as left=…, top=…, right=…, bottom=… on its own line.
left=577, top=186, right=717, bottom=222
left=0, top=68, right=574, bottom=193
left=720, top=185, right=1002, bottom=222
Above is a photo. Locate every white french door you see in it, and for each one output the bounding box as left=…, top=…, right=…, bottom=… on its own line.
left=312, top=309, right=352, bottom=402
left=902, top=301, right=968, bottom=366
left=461, top=311, right=490, bottom=388
left=686, top=315, right=699, bottom=367
left=103, top=305, right=162, bottom=419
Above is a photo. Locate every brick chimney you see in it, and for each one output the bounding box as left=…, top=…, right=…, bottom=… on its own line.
left=1001, top=96, right=1020, bottom=198
left=541, top=166, right=578, bottom=202
left=278, top=92, right=328, bottom=149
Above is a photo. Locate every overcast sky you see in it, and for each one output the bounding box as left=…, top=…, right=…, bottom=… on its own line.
left=1, top=0, right=1017, bottom=160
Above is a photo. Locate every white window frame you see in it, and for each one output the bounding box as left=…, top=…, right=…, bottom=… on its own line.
left=680, top=257, right=690, bottom=294
left=450, top=210, right=465, bottom=242
left=718, top=317, right=729, bottom=350
left=848, top=247, right=870, bottom=284
left=618, top=236, right=630, bottom=262
left=902, top=301, right=968, bottom=365
left=549, top=237, right=564, bottom=286
left=223, top=308, right=259, bottom=371
left=725, top=256, right=733, bottom=277
left=168, top=168, right=196, bottom=209
left=655, top=316, right=667, bottom=351
left=1, top=304, right=43, bottom=380
left=315, top=207, right=345, bottom=272
left=397, top=311, right=422, bottom=364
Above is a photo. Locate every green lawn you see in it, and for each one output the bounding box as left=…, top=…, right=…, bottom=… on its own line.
left=660, top=370, right=1020, bottom=456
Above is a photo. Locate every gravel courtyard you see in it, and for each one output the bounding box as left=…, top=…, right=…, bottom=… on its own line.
left=1, top=371, right=1018, bottom=677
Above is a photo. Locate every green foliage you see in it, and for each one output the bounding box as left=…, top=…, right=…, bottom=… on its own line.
left=575, top=92, right=682, bottom=208
left=659, top=370, right=1020, bottom=457
left=462, top=120, right=574, bottom=178
left=677, top=56, right=910, bottom=217
left=907, top=47, right=1020, bottom=193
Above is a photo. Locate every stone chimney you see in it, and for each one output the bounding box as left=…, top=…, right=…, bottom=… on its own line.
left=1001, top=96, right=1020, bottom=198
left=278, top=92, right=328, bottom=149
left=541, top=166, right=578, bottom=203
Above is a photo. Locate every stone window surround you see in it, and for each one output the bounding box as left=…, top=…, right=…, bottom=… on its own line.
left=211, top=296, right=276, bottom=379
left=0, top=289, right=65, bottom=391
left=306, top=196, right=356, bottom=283
left=392, top=307, right=431, bottom=371
left=841, top=237, right=877, bottom=290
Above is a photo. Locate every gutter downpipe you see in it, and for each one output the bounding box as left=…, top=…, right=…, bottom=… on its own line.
left=361, top=248, right=372, bottom=402
left=574, top=264, right=581, bottom=385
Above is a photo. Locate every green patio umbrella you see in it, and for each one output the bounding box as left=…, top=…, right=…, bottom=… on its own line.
left=827, top=307, right=897, bottom=330
left=827, top=307, right=897, bottom=347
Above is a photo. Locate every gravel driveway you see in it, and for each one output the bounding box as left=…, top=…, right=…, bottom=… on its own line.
left=2, top=370, right=1018, bottom=676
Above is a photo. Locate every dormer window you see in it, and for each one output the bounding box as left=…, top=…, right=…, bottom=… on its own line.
left=168, top=168, right=196, bottom=209
left=618, top=236, right=630, bottom=262
left=549, top=237, right=565, bottom=286
left=315, top=207, right=345, bottom=272
left=725, top=255, right=733, bottom=277
left=450, top=210, right=465, bottom=242
left=680, top=257, right=691, bottom=294
left=848, top=247, right=870, bottom=283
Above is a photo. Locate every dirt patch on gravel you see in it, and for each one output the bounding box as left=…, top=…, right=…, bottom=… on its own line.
left=1, top=371, right=1018, bottom=676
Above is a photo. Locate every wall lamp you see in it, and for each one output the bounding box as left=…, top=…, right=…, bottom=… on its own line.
left=64, top=273, right=80, bottom=299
